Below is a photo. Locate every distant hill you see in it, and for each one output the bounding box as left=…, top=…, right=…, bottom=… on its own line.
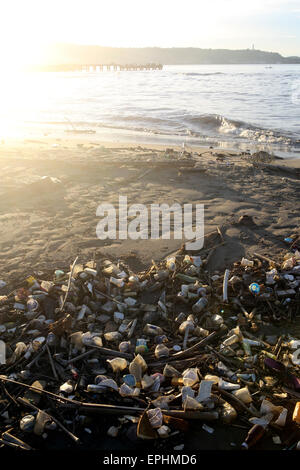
left=37, top=43, right=300, bottom=66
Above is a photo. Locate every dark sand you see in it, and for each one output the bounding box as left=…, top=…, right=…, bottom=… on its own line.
left=0, top=138, right=299, bottom=451
left=0, top=139, right=299, bottom=285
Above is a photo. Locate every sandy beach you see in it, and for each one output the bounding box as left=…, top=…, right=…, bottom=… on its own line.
left=0, top=137, right=299, bottom=285
left=0, top=137, right=299, bottom=451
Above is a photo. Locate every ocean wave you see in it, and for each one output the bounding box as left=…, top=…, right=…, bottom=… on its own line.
left=181, top=72, right=225, bottom=76
left=182, top=114, right=297, bottom=145
left=35, top=112, right=299, bottom=147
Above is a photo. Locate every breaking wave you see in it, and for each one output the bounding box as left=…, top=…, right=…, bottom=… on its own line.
left=42, top=112, right=299, bottom=147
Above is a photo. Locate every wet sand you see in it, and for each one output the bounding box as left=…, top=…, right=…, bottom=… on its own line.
left=0, top=138, right=299, bottom=286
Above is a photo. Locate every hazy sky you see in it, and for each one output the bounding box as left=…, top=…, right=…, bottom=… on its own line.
left=1, top=0, right=299, bottom=66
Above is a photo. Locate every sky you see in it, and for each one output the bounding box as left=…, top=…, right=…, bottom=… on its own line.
left=0, top=0, right=299, bottom=67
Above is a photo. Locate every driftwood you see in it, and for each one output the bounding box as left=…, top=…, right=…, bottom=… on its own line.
left=58, top=402, right=219, bottom=421
left=87, top=345, right=133, bottom=360
left=147, top=355, right=207, bottom=369
left=163, top=410, right=218, bottom=420
left=253, top=252, right=280, bottom=268
left=215, top=387, right=259, bottom=417
left=25, top=345, right=47, bottom=369
left=170, top=325, right=227, bottom=361
left=67, top=348, right=97, bottom=364
left=55, top=401, right=146, bottom=415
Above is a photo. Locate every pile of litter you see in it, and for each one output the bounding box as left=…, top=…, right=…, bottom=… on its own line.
left=0, top=230, right=300, bottom=451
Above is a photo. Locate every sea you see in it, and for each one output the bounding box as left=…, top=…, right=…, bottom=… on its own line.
left=1, top=64, right=299, bottom=157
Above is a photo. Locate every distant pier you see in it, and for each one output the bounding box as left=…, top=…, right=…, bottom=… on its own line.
left=28, top=63, right=163, bottom=72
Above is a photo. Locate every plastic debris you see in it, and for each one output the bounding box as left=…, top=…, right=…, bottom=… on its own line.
left=0, top=240, right=299, bottom=451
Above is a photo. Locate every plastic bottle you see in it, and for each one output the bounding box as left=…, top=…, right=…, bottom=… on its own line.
left=241, top=424, right=267, bottom=449
left=222, top=334, right=240, bottom=347
left=180, top=285, right=189, bottom=297
left=192, top=297, right=208, bottom=314
left=175, top=312, right=187, bottom=323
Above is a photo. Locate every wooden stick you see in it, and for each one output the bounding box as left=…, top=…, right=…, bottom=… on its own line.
left=94, top=289, right=126, bottom=307
left=60, top=256, right=78, bottom=312
left=0, top=383, right=20, bottom=407
left=171, top=324, right=227, bottom=360
left=67, top=348, right=97, bottom=364
left=253, top=252, right=280, bottom=268
left=25, top=344, right=47, bottom=369
left=58, top=402, right=218, bottom=421
left=217, top=226, right=224, bottom=243
left=46, top=344, right=59, bottom=380
left=54, top=401, right=146, bottom=415
left=127, top=318, right=138, bottom=339
left=183, top=228, right=219, bottom=247
left=0, top=375, right=76, bottom=404
left=163, top=410, right=218, bottom=421
left=215, top=387, right=259, bottom=417
left=232, top=297, right=250, bottom=318
left=87, top=345, right=133, bottom=360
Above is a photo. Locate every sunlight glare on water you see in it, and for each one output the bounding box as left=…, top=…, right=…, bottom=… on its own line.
left=0, top=64, right=299, bottom=156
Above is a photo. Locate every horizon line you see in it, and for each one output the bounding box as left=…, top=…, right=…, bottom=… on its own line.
left=45, top=42, right=300, bottom=57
